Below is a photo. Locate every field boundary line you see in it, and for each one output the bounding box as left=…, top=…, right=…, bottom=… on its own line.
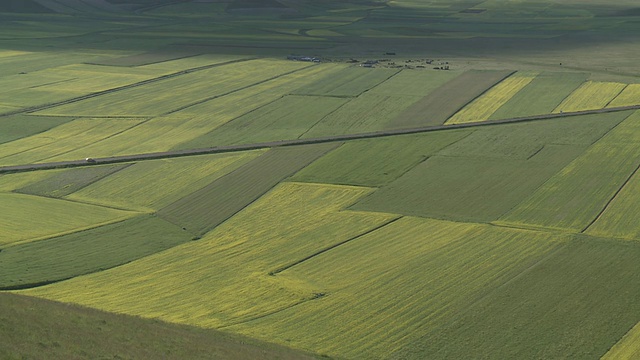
left=604, top=84, right=629, bottom=108
left=581, top=157, right=640, bottom=233
left=161, top=63, right=318, bottom=115
left=0, top=57, right=257, bottom=118
left=2, top=106, right=640, bottom=174
left=443, top=70, right=517, bottom=124
left=269, top=216, right=402, bottom=275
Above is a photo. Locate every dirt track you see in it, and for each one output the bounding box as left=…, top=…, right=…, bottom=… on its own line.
left=1, top=104, right=638, bottom=174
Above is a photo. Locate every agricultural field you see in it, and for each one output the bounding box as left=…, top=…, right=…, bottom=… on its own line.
left=498, top=111, right=640, bottom=232
left=445, top=71, right=537, bottom=124
left=553, top=81, right=627, bottom=113
left=5, top=0, right=640, bottom=359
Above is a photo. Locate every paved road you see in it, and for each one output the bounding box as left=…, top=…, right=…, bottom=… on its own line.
left=1, top=104, right=639, bottom=174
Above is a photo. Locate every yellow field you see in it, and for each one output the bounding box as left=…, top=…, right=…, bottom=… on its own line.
left=602, top=321, right=640, bottom=359
left=553, top=81, right=627, bottom=113
left=229, top=217, right=566, bottom=359
left=67, top=151, right=265, bottom=211
left=608, top=84, right=640, bottom=108
left=0, top=192, right=138, bottom=246
left=0, top=118, right=144, bottom=166
left=446, top=72, right=536, bottom=124
left=23, top=182, right=396, bottom=328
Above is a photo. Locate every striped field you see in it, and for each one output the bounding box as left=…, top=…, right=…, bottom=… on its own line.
left=446, top=71, right=537, bottom=124
left=553, top=81, right=627, bottom=113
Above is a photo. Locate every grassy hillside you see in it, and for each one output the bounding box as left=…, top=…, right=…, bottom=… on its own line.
left=0, top=292, right=322, bottom=360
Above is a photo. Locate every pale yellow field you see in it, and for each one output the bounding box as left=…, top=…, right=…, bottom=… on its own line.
left=553, top=81, right=627, bottom=113
left=67, top=151, right=265, bottom=211
left=446, top=72, right=536, bottom=124
left=608, top=84, right=640, bottom=108
left=602, top=320, right=640, bottom=359
left=0, top=118, right=144, bottom=166
left=0, top=192, right=138, bottom=246
left=23, top=182, right=396, bottom=329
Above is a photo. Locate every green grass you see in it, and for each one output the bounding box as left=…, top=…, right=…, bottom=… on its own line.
left=68, top=151, right=264, bottom=211
left=498, top=111, right=640, bottom=232
left=0, top=115, right=74, bottom=144
left=388, top=70, right=514, bottom=128
left=182, top=95, right=348, bottom=146
left=0, top=192, right=138, bottom=246
left=0, top=292, right=320, bottom=360
left=16, top=164, right=129, bottom=198
left=0, top=215, right=192, bottom=290
left=157, top=143, right=339, bottom=235
left=393, top=236, right=640, bottom=359
left=291, top=130, right=469, bottom=186
left=488, top=72, right=588, bottom=119
left=352, top=144, right=586, bottom=223
left=291, top=67, right=400, bottom=97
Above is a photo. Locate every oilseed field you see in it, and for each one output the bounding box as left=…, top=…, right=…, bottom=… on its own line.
left=4, top=1, right=640, bottom=359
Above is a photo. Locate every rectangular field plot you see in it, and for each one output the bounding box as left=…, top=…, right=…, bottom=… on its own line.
left=227, top=218, right=566, bottom=359
left=488, top=72, right=588, bottom=119
left=157, top=143, right=339, bottom=235
left=438, top=111, right=627, bottom=159
left=291, top=130, right=469, bottom=187
left=608, top=84, right=640, bottom=108
left=34, top=59, right=313, bottom=117
left=23, top=182, right=396, bottom=330
left=394, top=237, right=640, bottom=360
left=361, top=68, right=459, bottom=96
left=183, top=95, right=348, bottom=146
left=0, top=215, right=191, bottom=290
left=445, top=71, right=537, bottom=124
left=352, top=146, right=582, bottom=222
left=0, top=118, right=143, bottom=166
left=553, top=81, right=627, bottom=113
left=388, top=69, right=513, bottom=129
left=499, top=111, right=640, bottom=232
left=301, top=93, right=422, bottom=137
left=68, top=151, right=264, bottom=211
left=291, top=66, right=399, bottom=97
left=0, top=193, right=137, bottom=246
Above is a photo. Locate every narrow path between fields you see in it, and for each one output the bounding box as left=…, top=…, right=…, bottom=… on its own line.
left=1, top=105, right=639, bottom=174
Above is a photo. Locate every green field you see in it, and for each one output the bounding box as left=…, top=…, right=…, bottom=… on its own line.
left=0, top=192, right=138, bottom=246
left=5, top=0, right=640, bottom=358
left=388, top=70, right=513, bottom=128
left=488, top=72, right=588, bottom=119
left=498, top=111, right=640, bottom=232
left=157, top=144, right=339, bottom=235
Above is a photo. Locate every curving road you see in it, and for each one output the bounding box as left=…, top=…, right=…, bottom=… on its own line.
left=1, top=104, right=639, bottom=174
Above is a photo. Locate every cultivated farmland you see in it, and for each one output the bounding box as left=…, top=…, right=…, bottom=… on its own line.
left=6, top=1, right=640, bottom=359
left=445, top=71, right=537, bottom=124
left=553, top=81, right=627, bottom=113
